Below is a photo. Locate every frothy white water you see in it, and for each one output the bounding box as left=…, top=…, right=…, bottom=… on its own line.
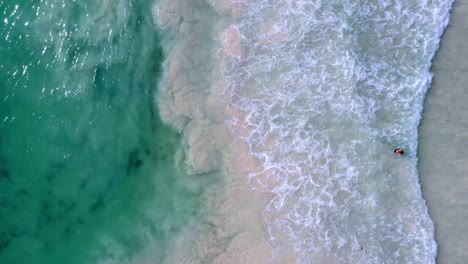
left=153, top=0, right=453, bottom=263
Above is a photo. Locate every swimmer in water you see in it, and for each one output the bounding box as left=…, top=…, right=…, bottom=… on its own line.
left=394, top=148, right=404, bottom=155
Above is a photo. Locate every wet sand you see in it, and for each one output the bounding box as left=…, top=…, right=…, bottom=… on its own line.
left=418, top=1, right=468, bottom=263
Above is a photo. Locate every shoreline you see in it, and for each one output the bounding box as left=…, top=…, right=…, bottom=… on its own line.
left=418, top=0, right=468, bottom=263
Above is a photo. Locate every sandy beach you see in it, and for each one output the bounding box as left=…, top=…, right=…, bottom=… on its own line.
left=418, top=0, right=468, bottom=263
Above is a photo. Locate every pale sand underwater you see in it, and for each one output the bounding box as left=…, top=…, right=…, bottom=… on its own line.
left=152, top=1, right=279, bottom=263
left=153, top=0, right=453, bottom=263
left=418, top=0, right=468, bottom=263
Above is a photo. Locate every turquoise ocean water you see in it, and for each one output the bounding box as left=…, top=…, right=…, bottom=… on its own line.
left=0, top=0, right=202, bottom=263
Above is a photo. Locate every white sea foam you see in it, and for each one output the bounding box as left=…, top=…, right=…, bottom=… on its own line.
left=154, top=0, right=453, bottom=263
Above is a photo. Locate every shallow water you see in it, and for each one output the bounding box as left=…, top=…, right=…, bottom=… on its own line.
left=155, top=0, right=454, bottom=263
left=418, top=0, right=468, bottom=263
left=0, top=1, right=202, bottom=263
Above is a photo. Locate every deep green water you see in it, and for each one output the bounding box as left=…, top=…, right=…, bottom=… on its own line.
left=0, top=0, right=200, bottom=263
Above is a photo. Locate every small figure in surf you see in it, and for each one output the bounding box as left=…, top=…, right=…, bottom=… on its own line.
left=394, top=148, right=404, bottom=155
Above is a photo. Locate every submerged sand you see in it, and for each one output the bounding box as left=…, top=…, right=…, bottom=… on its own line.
left=151, top=0, right=456, bottom=263
left=418, top=0, right=468, bottom=263
left=151, top=1, right=289, bottom=263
